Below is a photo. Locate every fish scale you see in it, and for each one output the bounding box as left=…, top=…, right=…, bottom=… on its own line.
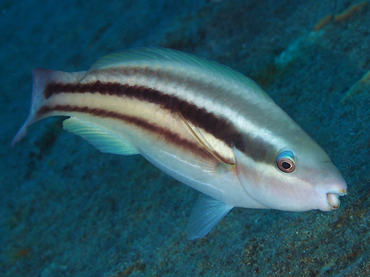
left=12, top=47, right=347, bottom=240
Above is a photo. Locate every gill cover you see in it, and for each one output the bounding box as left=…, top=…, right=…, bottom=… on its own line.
left=234, top=147, right=293, bottom=210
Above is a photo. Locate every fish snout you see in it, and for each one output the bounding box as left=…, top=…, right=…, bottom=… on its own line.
left=316, top=161, right=347, bottom=211
left=326, top=189, right=347, bottom=210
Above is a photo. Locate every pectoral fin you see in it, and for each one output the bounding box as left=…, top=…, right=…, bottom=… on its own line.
left=179, top=113, right=235, bottom=166
left=63, top=117, right=139, bottom=155
left=186, top=194, right=233, bottom=240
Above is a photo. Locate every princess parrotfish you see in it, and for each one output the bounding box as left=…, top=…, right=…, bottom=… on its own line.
left=12, top=48, right=347, bottom=240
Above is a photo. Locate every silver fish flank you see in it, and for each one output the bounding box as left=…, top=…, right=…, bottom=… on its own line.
left=13, top=48, right=347, bottom=239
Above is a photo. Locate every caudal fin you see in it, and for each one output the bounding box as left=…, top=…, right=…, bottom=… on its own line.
left=12, top=68, right=86, bottom=146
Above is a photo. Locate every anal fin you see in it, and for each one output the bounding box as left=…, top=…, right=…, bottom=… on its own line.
left=186, top=194, right=233, bottom=240
left=63, top=117, right=139, bottom=155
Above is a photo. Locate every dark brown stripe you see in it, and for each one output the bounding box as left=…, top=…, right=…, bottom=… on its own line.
left=37, top=105, right=228, bottom=162
left=44, top=82, right=271, bottom=162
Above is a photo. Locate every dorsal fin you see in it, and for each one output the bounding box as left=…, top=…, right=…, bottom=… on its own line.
left=89, top=48, right=271, bottom=101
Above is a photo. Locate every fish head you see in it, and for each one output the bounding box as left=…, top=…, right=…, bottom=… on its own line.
left=234, top=133, right=347, bottom=212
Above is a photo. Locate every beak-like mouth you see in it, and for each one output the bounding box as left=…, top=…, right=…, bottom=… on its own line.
left=327, top=189, right=347, bottom=210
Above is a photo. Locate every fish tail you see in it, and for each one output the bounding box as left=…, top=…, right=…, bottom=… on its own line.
left=12, top=68, right=85, bottom=146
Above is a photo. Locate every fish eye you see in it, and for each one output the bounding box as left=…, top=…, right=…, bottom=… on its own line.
left=276, top=150, right=296, bottom=173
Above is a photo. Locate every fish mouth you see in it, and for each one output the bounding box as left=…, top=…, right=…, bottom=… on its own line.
left=327, top=189, right=347, bottom=210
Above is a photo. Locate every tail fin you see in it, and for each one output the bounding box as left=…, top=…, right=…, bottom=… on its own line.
left=12, top=68, right=86, bottom=146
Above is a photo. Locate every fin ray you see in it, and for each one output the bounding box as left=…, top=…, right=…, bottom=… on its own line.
left=179, top=112, right=235, bottom=166
left=63, top=117, right=138, bottom=155
left=186, top=194, right=233, bottom=240
left=89, top=48, right=271, bottom=100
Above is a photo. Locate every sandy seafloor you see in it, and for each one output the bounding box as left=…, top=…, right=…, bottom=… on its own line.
left=1, top=0, right=370, bottom=276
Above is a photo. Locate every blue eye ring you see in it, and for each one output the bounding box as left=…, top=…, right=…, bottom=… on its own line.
left=276, top=150, right=296, bottom=173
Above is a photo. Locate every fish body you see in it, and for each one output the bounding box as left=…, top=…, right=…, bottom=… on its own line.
left=13, top=48, right=347, bottom=239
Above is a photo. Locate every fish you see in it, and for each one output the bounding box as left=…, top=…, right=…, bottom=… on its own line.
left=12, top=48, right=347, bottom=240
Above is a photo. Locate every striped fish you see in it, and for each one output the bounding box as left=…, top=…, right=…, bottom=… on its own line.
left=13, top=48, right=347, bottom=239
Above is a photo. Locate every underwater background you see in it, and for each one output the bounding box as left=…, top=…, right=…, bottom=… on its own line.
left=1, top=0, right=370, bottom=276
